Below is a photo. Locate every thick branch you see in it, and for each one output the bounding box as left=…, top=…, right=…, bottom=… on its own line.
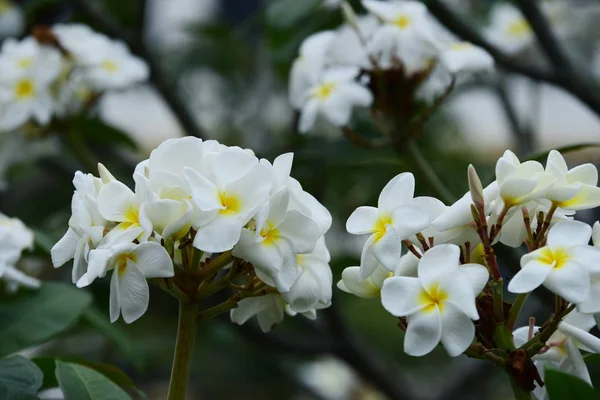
left=71, top=0, right=206, bottom=139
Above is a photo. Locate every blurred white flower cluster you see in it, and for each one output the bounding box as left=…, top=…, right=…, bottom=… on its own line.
left=288, top=0, right=493, bottom=133
left=0, top=24, right=148, bottom=132
left=0, top=0, right=24, bottom=40
left=51, top=137, right=333, bottom=328
left=0, top=213, right=38, bottom=291
left=339, top=148, right=600, bottom=394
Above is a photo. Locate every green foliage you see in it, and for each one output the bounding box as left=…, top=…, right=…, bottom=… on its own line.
left=55, top=361, right=133, bottom=400
left=545, top=369, right=600, bottom=400
left=0, top=356, right=43, bottom=400
left=0, top=282, right=92, bottom=358
left=265, top=0, right=321, bottom=30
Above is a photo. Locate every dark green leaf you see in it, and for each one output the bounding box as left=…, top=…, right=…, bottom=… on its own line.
left=55, top=361, right=132, bottom=400
left=583, top=353, right=600, bottom=365
left=545, top=368, right=599, bottom=400
left=266, top=0, right=321, bottom=30
left=526, top=143, right=600, bottom=163
left=30, top=227, right=56, bottom=256
left=0, top=282, right=92, bottom=357
left=71, top=117, right=138, bottom=150
left=0, top=356, right=43, bottom=400
left=81, top=308, right=145, bottom=371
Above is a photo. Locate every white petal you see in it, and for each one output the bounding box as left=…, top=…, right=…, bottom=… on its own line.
left=213, top=149, right=258, bottom=187
left=418, top=244, right=461, bottom=290
left=547, top=221, right=592, bottom=247
left=194, top=216, right=243, bottom=253
left=508, top=260, right=552, bottom=294
left=109, top=269, right=121, bottom=323
left=278, top=210, right=320, bottom=253
left=271, top=238, right=300, bottom=292
left=404, top=308, right=443, bottom=357
left=378, top=173, right=415, bottom=211
left=578, top=280, right=600, bottom=314
left=390, top=205, right=430, bottom=239
left=440, top=273, right=480, bottom=320
left=51, top=228, right=80, bottom=267
left=224, top=164, right=272, bottom=221
left=232, top=229, right=283, bottom=277
left=565, top=338, right=592, bottom=385
left=322, top=94, right=353, bottom=127
left=544, top=262, right=589, bottom=304
left=346, top=206, right=378, bottom=235
left=567, top=164, right=598, bottom=186
left=132, top=242, right=174, bottom=278
left=558, top=322, right=600, bottom=354
left=118, top=259, right=150, bottom=324
left=381, top=276, right=426, bottom=316
left=359, top=235, right=381, bottom=280
left=266, top=188, right=290, bottom=228
left=338, top=267, right=380, bottom=298
left=298, top=99, right=319, bottom=133
left=460, top=263, right=490, bottom=296
left=97, top=181, right=136, bottom=221
left=440, top=302, right=476, bottom=356
left=183, top=167, right=221, bottom=211
left=371, top=225, right=402, bottom=271
left=572, top=246, right=600, bottom=275
left=231, top=296, right=270, bottom=325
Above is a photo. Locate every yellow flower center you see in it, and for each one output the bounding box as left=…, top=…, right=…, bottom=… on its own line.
left=393, top=15, right=411, bottom=29
left=313, top=82, right=335, bottom=100
left=15, top=79, right=35, bottom=99
left=17, top=58, right=33, bottom=69
left=116, top=253, right=137, bottom=277
left=219, top=192, right=241, bottom=215
left=102, top=60, right=119, bottom=72
left=124, top=205, right=140, bottom=224
left=450, top=42, right=472, bottom=51
left=260, top=222, right=280, bottom=246
left=537, top=247, right=571, bottom=269
left=373, top=214, right=393, bottom=241
left=419, top=284, right=448, bottom=313
left=508, top=19, right=531, bottom=37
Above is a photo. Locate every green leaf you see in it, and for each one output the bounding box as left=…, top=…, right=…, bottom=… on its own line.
left=0, top=356, right=43, bottom=400
left=266, top=0, right=321, bottom=30
left=30, top=227, right=56, bottom=256
left=0, top=282, right=92, bottom=358
left=81, top=308, right=145, bottom=371
left=70, top=117, right=138, bottom=150
left=545, top=369, right=599, bottom=400
left=55, top=361, right=132, bottom=400
left=583, top=353, right=600, bottom=365
left=526, top=143, right=600, bottom=163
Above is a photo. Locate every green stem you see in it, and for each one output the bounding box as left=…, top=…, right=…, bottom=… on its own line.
left=405, top=140, right=455, bottom=205
left=507, top=293, right=530, bottom=331
left=168, top=301, right=199, bottom=400
left=508, top=374, right=533, bottom=400
left=66, top=129, right=98, bottom=173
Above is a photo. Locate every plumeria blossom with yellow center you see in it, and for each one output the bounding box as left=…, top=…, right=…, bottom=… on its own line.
left=232, top=188, right=320, bottom=292
left=184, top=148, right=272, bottom=253
left=508, top=220, right=600, bottom=304
left=380, top=245, right=488, bottom=357
left=346, top=172, right=430, bottom=279
left=362, top=0, right=437, bottom=72
left=297, top=66, right=372, bottom=133
left=485, top=3, right=534, bottom=54
left=544, top=150, right=600, bottom=211
left=0, top=37, right=61, bottom=131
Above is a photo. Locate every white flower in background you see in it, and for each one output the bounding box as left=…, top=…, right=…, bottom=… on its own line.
left=438, top=41, right=494, bottom=74
left=0, top=37, right=61, bottom=131
left=185, top=149, right=272, bottom=252
left=380, top=245, right=488, bottom=356
left=346, top=172, right=430, bottom=278
left=508, top=221, right=600, bottom=304
left=496, top=150, right=554, bottom=208
left=52, top=24, right=106, bottom=64
left=337, top=265, right=392, bottom=298
left=362, top=0, right=437, bottom=72
left=230, top=293, right=285, bottom=332
left=81, top=242, right=173, bottom=323
left=328, top=15, right=380, bottom=69
left=297, top=357, right=358, bottom=400
left=233, top=188, right=320, bottom=291
left=0, top=0, right=24, bottom=39
left=0, top=212, right=38, bottom=289
left=544, top=150, right=600, bottom=211
left=485, top=3, right=534, bottom=54
left=297, top=66, right=373, bottom=133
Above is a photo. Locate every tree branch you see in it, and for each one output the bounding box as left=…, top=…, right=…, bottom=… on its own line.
left=71, top=0, right=206, bottom=139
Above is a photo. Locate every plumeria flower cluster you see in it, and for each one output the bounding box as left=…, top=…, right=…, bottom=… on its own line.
left=0, top=213, right=39, bottom=291
left=51, top=137, right=333, bottom=330
left=288, top=0, right=493, bottom=134
left=339, top=149, right=600, bottom=395
left=0, top=23, right=148, bottom=132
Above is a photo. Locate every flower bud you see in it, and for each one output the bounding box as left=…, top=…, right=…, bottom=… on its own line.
left=468, top=164, right=484, bottom=209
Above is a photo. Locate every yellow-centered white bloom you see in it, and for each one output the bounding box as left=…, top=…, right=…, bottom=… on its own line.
left=485, top=3, right=534, bottom=55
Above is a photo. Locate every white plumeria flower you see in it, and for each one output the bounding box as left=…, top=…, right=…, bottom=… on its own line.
left=282, top=238, right=332, bottom=313
left=438, top=41, right=494, bottom=74
left=337, top=265, right=392, bottom=299
left=508, top=220, right=600, bottom=304
left=485, top=3, right=534, bottom=55
left=544, top=150, right=600, bottom=211
left=79, top=37, right=149, bottom=91
left=496, top=150, right=554, bottom=208
left=232, top=188, right=320, bottom=291
left=347, top=172, right=430, bottom=278
left=362, top=0, right=437, bottom=72
left=298, top=66, right=372, bottom=133
left=0, top=38, right=61, bottom=131
left=0, top=1, right=24, bottom=39
left=289, top=31, right=336, bottom=109
left=81, top=242, right=173, bottom=323
left=380, top=244, right=488, bottom=356
left=184, top=149, right=272, bottom=252
left=230, top=293, right=285, bottom=332
left=97, top=173, right=153, bottom=242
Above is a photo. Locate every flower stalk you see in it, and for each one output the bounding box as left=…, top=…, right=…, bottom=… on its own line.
left=168, top=300, right=199, bottom=400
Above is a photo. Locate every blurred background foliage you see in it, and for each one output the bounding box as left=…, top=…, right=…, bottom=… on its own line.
left=2, top=0, right=600, bottom=399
